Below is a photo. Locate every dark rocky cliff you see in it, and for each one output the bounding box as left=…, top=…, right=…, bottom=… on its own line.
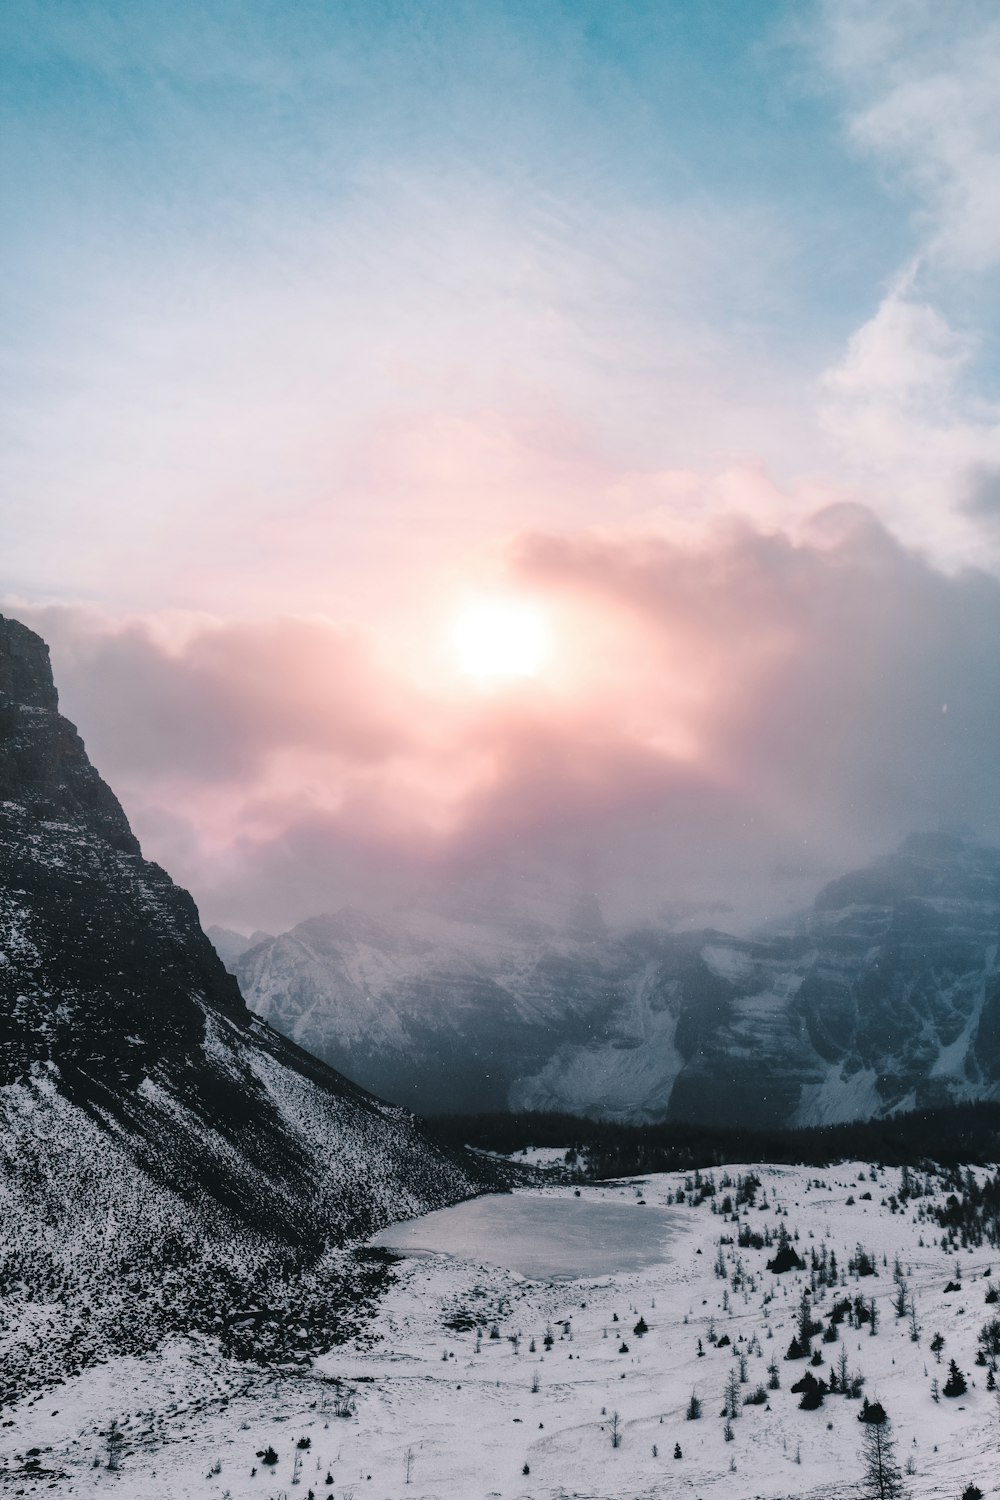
left=0, top=616, right=248, bottom=1095
left=0, top=614, right=501, bottom=1400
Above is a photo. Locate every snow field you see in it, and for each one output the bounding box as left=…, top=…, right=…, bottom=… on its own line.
left=3, top=1162, right=999, bottom=1499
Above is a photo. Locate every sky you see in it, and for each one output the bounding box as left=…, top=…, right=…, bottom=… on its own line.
left=3, top=0, right=1000, bottom=933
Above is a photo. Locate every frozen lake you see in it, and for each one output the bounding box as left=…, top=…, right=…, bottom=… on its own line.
left=369, top=1190, right=677, bottom=1280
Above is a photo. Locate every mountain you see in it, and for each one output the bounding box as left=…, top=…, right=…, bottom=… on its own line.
left=207, top=923, right=275, bottom=970
left=229, top=834, right=1000, bottom=1129
left=0, top=614, right=501, bottom=1400
left=228, top=893, right=643, bottom=1115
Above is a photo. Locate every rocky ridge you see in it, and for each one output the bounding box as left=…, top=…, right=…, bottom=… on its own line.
left=228, top=835, right=1000, bottom=1128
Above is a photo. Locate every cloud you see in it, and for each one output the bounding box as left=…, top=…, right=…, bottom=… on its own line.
left=963, top=465, right=1000, bottom=522
left=819, top=0, right=1000, bottom=272
left=819, top=278, right=1000, bottom=524
left=503, top=505, right=1000, bottom=914
left=12, top=499, right=999, bottom=934
left=6, top=5, right=1000, bottom=935
left=811, top=3, right=1000, bottom=556
left=21, top=608, right=410, bottom=781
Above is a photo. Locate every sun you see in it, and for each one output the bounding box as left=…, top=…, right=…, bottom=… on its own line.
left=451, top=598, right=552, bottom=683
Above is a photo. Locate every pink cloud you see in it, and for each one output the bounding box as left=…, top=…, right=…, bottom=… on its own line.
left=9, top=503, right=1000, bottom=933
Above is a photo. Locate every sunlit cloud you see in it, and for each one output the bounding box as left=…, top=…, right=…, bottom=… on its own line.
left=10, top=502, right=1000, bottom=934
left=4, top=3, right=1000, bottom=933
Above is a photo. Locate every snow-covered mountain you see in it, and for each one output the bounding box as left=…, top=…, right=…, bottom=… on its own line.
left=229, top=833, right=1000, bottom=1127
left=206, top=923, right=275, bottom=970
left=0, top=615, right=501, bottom=1399
left=226, top=892, right=631, bottom=1114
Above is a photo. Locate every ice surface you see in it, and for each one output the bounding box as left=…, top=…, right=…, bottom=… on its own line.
left=370, top=1189, right=678, bottom=1279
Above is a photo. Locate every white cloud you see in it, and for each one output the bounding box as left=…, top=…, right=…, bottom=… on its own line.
left=820, top=283, right=1000, bottom=553
left=814, top=1, right=1000, bottom=556
left=820, top=0, right=1000, bottom=272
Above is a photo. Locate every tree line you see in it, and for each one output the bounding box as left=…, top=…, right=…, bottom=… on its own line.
left=425, top=1100, right=1000, bottom=1176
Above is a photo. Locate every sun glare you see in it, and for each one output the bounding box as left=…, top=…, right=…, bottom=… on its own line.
left=451, top=599, right=552, bottom=683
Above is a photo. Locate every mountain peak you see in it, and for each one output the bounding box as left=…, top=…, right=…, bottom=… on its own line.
left=0, top=613, right=59, bottom=711
left=0, top=612, right=142, bottom=852
left=1, top=613, right=250, bottom=1087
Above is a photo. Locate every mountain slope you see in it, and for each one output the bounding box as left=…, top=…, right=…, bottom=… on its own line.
left=230, top=835, right=1000, bottom=1129
left=0, top=614, right=502, bottom=1398
left=230, top=900, right=638, bottom=1114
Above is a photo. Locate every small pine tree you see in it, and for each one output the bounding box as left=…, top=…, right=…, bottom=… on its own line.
left=943, top=1359, right=967, bottom=1397
left=686, top=1391, right=702, bottom=1420
left=105, top=1420, right=123, bottom=1473
left=858, top=1411, right=906, bottom=1499
left=798, top=1290, right=814, bottom=1353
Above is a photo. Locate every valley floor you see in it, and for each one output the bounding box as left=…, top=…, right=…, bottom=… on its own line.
left=3, top=1163, right=999, bottom=1499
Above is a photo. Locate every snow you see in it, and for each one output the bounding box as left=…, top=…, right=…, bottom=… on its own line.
left=506, top=1148, right=571, bottom=1170
left=4, top=1161, right=1000, bottom=1499
left=793, top=1065, right=886, bottom=1128
left=510, top=965, right=685, bottom=1119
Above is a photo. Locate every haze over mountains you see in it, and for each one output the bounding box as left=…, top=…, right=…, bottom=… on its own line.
left=217, top=833, right=1000, bottom=1128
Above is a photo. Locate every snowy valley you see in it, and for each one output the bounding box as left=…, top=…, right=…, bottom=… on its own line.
left=4, top=1161, right=1000, bottom=1499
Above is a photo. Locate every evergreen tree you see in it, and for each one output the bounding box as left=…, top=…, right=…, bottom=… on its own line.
left=943, top=1358, right=967, bottom=1396
left=858, top=1411, right=906, bottom=1500
left=798, top=1290, right=814, bottom=1353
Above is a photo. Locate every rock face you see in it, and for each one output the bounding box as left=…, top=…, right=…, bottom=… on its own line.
left=0, top=614, right=497, bottom=1286
left=0, top=618, right=248, bottom=1095
left=231, top=833, right=1000, bottom=1128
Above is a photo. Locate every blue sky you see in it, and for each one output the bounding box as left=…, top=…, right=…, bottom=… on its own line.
left=2, top=2, right=905, bottom=363
left=7, top=0, right=989, bottom=611
left=4, top=1, right=1000, bottom=928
